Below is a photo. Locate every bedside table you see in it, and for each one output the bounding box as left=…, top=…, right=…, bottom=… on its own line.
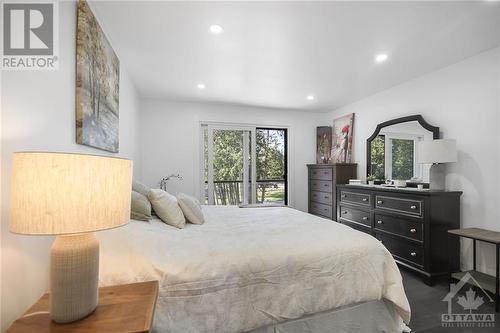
left=5, top=281, right=159, bottom=333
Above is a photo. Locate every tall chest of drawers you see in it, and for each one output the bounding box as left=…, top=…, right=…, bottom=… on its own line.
left=307, top=164, right=357, bottom=219
left=336, top=184, right=462, bottom=285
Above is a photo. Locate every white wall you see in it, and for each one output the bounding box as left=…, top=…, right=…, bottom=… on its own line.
left=140, top=100, right=321, bottom=212
left=322, top=47, right=500, bottom=275
left=0, top=1, right=142, bottom=330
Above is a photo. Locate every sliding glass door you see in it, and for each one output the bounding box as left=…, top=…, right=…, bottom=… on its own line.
left=256, top=128, right=287, bottom=205
left=202, top=124, right=288, bottom=205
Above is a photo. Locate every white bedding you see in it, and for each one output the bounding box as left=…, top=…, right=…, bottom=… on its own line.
left=98, top=206, right=410, bottom=332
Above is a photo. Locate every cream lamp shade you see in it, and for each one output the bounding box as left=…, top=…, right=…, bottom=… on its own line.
left=416, top=139, right=457, bottom=164
left=10, top=152, right=132, bottom=235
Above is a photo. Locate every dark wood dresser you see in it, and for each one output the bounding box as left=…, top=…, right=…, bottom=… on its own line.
left=307, top=164, right=357, bottom=219
left=336, top=184, right=462, bottom=285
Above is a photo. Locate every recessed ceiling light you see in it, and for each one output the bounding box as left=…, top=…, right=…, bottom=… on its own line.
left=375, top=53, right=389, bottom=63
left=307, top=95, right=315, bottom=101
left=209, top=25, right=223, bottom=34
left=197, top=83, right=206, bottom=90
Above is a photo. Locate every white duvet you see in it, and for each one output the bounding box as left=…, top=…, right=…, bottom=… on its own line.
left=98, top=206, right=410, bottom=332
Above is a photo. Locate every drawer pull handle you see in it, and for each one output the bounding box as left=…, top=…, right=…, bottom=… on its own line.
left=377, top=220, right=383, bottom=224
left=362, top=198, right=368, bottom=202
left=324, top=172, right=329, bottom=175
left=410, top=205, right=417, bottom=209
left=410, top=252, right=417, bottom=257
left=324, top=209, right=328, bottom=212
left=377, top=200, right=383, bottom=204
left=341, top=194, right=346, bottom=198
left=410, top=228, right=417, bottom=233
left=362, top=216, right=368, bottom=221
left=342, top=211, right=348, bottom=215
left=324, top=196, right=329, bottom=199
left=324, top=184, right=328, bottom=187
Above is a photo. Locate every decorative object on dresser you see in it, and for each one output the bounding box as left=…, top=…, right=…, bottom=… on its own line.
left=447, top=228, right=500, bottom=312
left=367, top=115, right=439, bottom=186
left=307, top=164, right=357, bottom=219
left=332, top=113, right=354, bottom=163
left=417, top=139, right=457, bottom=190
left=10, top=152, right=132, bottom=323
left=4, top=281, right=159, bottom=333
left=337, top=184, right=462, bottom=285
left=316, top=126, right=333, bottom=164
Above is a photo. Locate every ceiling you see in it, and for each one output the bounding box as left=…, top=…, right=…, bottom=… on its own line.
left=92, top=1, right=500, bottom=111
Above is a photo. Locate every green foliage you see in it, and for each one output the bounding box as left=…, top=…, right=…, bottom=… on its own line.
left=391, top=139, right=414, bottom=180
left=204, top=128, right=286, bottom=204
left=370, top=135, right=385, bottom=180
left=366, top=174, right=376, bottom=182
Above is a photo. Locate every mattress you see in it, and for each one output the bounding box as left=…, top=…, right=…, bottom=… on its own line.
left=98, top=205, right=410, bottom=332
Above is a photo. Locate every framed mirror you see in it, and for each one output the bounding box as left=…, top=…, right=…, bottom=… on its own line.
left=366, top=115, right=439, bottom=184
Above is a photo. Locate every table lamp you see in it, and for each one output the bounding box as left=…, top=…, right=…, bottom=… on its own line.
left=416, top=139, right=457, bottom=190
left=10, top=152, right=132, bottom=323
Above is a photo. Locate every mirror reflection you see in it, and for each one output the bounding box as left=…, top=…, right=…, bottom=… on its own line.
left=369, top=121, right=435, bottom=183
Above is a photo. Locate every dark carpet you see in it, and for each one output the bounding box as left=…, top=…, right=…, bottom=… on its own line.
left=401, top=268, right=499, bottom=333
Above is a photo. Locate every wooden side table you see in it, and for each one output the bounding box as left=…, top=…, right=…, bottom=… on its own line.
left=5, top=281, right=159, bottom=333
left=448, top=228, right=500, bottom=312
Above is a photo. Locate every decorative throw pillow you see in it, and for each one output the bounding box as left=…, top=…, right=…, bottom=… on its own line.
left=177, top=193, right=205, bottom=225
left=131, top=191, right=152, bottom=221
left=132, top=180, right=151, bottom=197
left=147, top=189, right=186, bottom=229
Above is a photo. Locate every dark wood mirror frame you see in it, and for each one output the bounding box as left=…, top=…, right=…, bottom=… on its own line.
left=366, top=115, right=440, bottom=181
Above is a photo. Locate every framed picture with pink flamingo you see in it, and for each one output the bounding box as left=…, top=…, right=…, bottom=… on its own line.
left=332, top=113, right=354, bottom=163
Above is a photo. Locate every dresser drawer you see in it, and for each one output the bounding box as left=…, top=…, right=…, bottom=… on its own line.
left=311, top=191, right=332, bottom=205
left=376, top=233, right=424, bottom=266
left=339, top=190, right=371, bottom=206
left=374, top=214, right=423, bottom=241
left=339, top=206, right=371, bottom=227
left=375, top=195, right=423, bottom=217
left=341, top=220, right=372, bottom=235
left=311, top=202, right=333, bottom=218
left=311, top=180, right=332, bottom=193
left=309, top=168, right=333, bottom=181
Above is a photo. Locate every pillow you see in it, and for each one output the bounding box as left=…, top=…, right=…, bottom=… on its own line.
left=147, top=189, right=185, bottom=229
left=177, top=193, right=205, bottom=225
left=132, top=180, right=151, bottom=197
left=131, top=191, right=152, bottom=221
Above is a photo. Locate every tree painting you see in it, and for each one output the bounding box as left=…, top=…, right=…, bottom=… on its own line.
left=76, top=0, right=119, bottom=152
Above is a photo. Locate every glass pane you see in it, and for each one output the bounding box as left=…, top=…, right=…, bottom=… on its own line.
left=212, top=129, right=245, bottom=205
left=391, top=138, right=414, bottom=180
left=370, top=135, right=385, bottom=180
left=256, top=129, right=286, bottom=204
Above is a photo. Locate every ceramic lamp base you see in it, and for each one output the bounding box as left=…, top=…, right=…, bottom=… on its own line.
left=50, top=233, right=99, bottom=323
left=429, top=163, right=446, bottom=190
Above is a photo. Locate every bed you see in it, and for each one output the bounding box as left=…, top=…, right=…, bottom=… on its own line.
left=97, top=206, right=411, bottom=333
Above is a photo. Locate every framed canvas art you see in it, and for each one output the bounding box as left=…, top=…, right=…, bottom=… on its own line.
left=316, top=126, right=332, bottom=164
left=76, top=0, right=120, bottom=152
left=332, top=113, right=354, bottom=163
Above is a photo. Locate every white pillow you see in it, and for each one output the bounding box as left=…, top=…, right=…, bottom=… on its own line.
left=177, top=193, right=205, bottom=225
left=147, top=189, right=185, bottom=229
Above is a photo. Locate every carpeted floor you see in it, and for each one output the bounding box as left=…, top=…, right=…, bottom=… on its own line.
left=401, top=268, right=499, bottom=333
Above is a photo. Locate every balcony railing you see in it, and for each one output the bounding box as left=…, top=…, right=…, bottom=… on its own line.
left=205, top=180, right=285, bottom=205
